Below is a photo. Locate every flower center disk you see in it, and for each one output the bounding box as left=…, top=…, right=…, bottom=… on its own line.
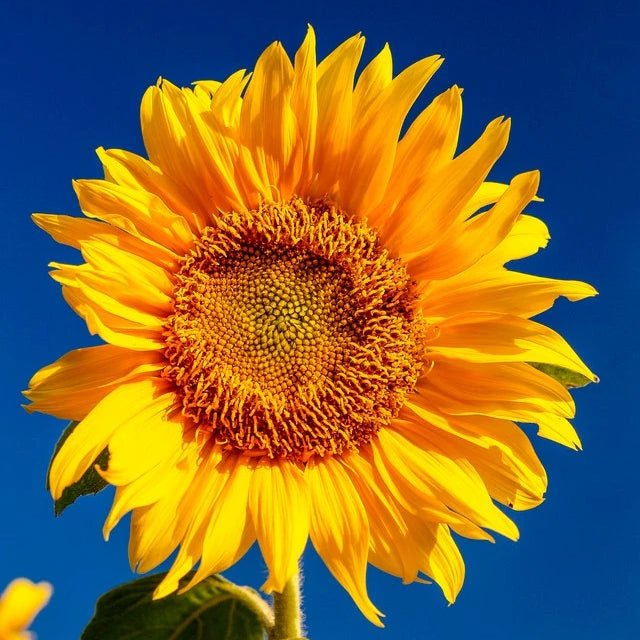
left=163, top=198, right=426, bottom=459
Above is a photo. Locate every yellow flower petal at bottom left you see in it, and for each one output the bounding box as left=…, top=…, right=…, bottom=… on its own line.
left=0, top=578, right=52, bottom=640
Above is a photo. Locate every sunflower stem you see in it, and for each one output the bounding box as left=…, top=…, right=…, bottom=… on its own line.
left=270, top=567, right=303, bottom=640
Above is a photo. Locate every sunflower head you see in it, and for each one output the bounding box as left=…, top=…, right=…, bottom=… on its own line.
left=26, top=27, right=596, bottom=626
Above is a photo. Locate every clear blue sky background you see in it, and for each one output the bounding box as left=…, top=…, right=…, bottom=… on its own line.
left=1, top=0, right=637, bottom=638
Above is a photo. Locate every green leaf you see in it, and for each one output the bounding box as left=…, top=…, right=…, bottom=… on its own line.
left=47, top=421, right=109, bottom=517
left=530, top=363, right=598, bottom=389
left=81, top=573, right=269, bottom=640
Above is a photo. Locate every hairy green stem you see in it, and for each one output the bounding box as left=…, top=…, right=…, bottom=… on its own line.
left=270, top=568, right=303, bottom=639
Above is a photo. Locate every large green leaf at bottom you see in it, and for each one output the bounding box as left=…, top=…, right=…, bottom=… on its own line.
left=81, top=572, right=267, bottom=640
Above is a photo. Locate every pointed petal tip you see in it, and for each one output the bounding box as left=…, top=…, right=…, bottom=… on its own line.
left=50, top=482, right=62, bottom=502
left=299, top=24, right=317, bottom=50
left=512, top=169, right=541, bottom=193
left=152, top=580, right=175, bottom=600
left=365, top=605, right=386, bottom=628
left=177, top=574, right=201, bottom=596
left=497, top=513, right=520, bottom=542
left=260, top=577, right=275, bottom=594
left=260, top=567, right=290, bottom=594
left=353, top=586, right=385, bottom=627
left=445, top=587, right=461, bottom=605
left=153, top=563, right=192, bottom=600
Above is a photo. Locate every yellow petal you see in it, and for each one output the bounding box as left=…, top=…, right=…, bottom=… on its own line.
left=182, top=456, right=255, bottom=591
left=341, top=54, right=443, bottom=216
left=365, top=439, right=477, bottom=527
left=342, top=453, right=419, bottom=583
left=206, top=69, right=250, bottom=129
left=74, top=270, right=169, bottom=322
left=140, top=83, right=209, bottom=214
left=457, top=179, right=534, bottom=221
left=97, top=400, right=184, bottom=487
left=177, top=83, right=249, bottom=212
left=536, top=414, right=583, bottom=450
left=143, top=80, right=254, bottom=215
left=369, top=86, right=462, bottom=229
left=96, top=147, right=206, bottom=231
left=407, top=520, right=465, bottom=603
left=128, top=445, right=201, bottom=573
left=422, top=267, right=598, bottom=320
left=248, top=459, right=310, bottom=592
left=0, top=579, right=52, bottom=632
left=408, top=170, right=540, bottom=280
left=24, top=345, right=163, bottom=421
left=240, top=42, right=296, bottom=199
left=307, top=455, right=383, bottom=626
left=311, top=34, right=365, bottom=197
left=32, top=213, right=177, bottom=270
left=382, top=117, right=510, bottom=255
left=73, top=179, right=193, bottom=254
left=79, top=238, right=174, bottom=298
left=103, top=442, right=197, bottom=541
left=48, top=378, right=173, bottom=500
left=192, top=80, right=222, bottom=99
left=154, top=448, right=229, bottom=598
left=291, top=26, right=318, bottom=192
left=191, top=83, right=216, bottom=108
left=481, top=214, right=550, bottom=267
left=345, top=451, right=467, bottom=601
left=61, top=286, right=164, bottom=352
left=430, top=312, right=597, bottom=381
left=376, top=428, right=519, bottom=540
left=352, top=43, right=393, bottom=123
left=414, top=359, right=575, bottom=421
left=49, top=261, right=167, bottom=329
left=398, top=411, right=547, bottom=510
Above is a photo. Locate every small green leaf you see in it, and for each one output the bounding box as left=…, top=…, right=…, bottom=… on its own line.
left=81, top=573, right=269, bottom=640
left=47, top=421, right=109, bottom=516
left=530, top=363, right=598, bottom=389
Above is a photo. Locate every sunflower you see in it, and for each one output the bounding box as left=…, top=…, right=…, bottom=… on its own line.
left=0, top=579, right=51, bottom=640
left=25, top=28, right=596, bottom=625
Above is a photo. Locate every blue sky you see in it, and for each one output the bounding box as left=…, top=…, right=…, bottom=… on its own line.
left=1, top=0, right=638, bottom=638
